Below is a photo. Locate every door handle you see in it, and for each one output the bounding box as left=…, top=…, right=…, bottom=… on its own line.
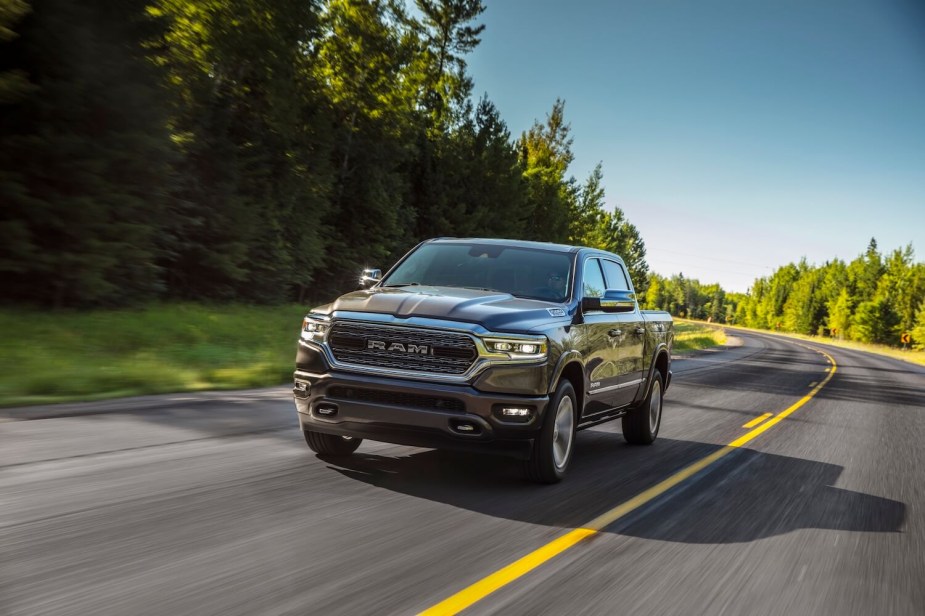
left=635, top=327, right=646, bottom=335
left=608, top=329, right=623, bottom=337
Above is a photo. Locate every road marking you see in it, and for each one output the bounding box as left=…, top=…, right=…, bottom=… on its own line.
left=742, top=412, right=773, bottom=428
left=809, top=381, right=818, bottom=387
left=419, top=346, right=838, bottom=616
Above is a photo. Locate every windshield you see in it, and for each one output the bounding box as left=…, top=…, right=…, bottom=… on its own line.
left=381, top=242, right=573, bottom=302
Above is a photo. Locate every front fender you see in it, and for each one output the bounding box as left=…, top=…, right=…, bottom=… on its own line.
left=548, top=350, right=585, bottom=395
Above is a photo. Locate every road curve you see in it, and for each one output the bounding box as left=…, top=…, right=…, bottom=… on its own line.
left=1, top=331, right=923, bottom=615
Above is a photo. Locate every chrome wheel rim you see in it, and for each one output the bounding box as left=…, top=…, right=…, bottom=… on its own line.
left=552, top=395, right=575, bottom=470
left=649, top=380, right=662, bottom=434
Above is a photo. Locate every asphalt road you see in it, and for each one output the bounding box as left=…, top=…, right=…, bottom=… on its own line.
left=2, top=331, right=923, bottom=615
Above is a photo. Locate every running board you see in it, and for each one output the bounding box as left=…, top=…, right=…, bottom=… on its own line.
left=577, top=408, right=629, bottom=431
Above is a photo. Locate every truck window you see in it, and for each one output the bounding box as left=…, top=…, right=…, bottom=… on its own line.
left=382, top=242, right=573, bottom=302
left=601, top=260, right=630, bottom=291
left=582, top=259, right=606, bottom=298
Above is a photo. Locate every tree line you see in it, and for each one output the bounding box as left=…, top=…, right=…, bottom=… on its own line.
left=644, top=239, right=925, bottom=348
left=0, top=0, right=647, bottom=307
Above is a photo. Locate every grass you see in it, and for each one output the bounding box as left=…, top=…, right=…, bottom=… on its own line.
left=0, top=303, right=311, bottom=407
left=671, top=319, right=727, bottom=353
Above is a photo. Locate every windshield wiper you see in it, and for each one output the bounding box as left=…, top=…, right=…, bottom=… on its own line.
left=456, top=286, right=498, bottom=292
left=381, top=282, right=421, bottom=288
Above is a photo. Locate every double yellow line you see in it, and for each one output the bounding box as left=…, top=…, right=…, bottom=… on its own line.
left=420, top=345, right=837, bottom=615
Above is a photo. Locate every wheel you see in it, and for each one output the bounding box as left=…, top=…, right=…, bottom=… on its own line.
left=524, top=380, right=577, bottom=484
left=622, top=372, right=663, bottom=445
left=303, top=430, right=362, bottom=455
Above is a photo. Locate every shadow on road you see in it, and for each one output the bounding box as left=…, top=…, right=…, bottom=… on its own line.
left=813, top=372, right=925, bottom=407
left=320, top=432, right=905, bottom=544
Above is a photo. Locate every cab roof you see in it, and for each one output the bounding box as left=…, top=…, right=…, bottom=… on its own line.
left=427, top=237, right=581, bottom=254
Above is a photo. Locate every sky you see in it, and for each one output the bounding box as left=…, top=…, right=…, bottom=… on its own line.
left=465, top=0, right=925, bottom=292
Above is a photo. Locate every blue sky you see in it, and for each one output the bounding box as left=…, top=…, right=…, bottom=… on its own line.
left=466, top=0, right=925, bottom=292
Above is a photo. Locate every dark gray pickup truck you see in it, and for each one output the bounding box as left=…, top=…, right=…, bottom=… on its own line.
left=294, top=238, right=673, bottom=483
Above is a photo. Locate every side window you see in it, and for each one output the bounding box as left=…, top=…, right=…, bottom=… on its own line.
left=582, top=259, right=606, bottom=298
left=601, top=260, right=630, bottom=291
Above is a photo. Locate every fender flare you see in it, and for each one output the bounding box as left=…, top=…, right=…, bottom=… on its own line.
left=638, top=344, right=671, bottom=403
left=548, top=350, right=585, bottom=395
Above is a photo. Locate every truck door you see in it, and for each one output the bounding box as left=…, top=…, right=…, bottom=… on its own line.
left=577, top=258, right=625, bottom=414
left=600, top=259, right=646, bottom=407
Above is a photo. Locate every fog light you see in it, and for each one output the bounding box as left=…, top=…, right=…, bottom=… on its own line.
left=501, top=407, right=531, bottom=417
left=493, top=404, right=535, bottom=423
left=457, top=423, right=476, bottom=432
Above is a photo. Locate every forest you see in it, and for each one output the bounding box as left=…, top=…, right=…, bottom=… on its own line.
left=645, top=239, right=925, bottom=348
left=2, top=0, right=922, bottom=349
left=0, top=0, right=646, bottom=307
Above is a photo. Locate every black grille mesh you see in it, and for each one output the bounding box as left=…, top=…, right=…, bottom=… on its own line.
left=328, top=321, right=477, bottom=375
left=327, top=386, right=465, bottom=413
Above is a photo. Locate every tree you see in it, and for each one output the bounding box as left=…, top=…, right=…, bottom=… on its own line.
left=597, top=207, right=648, bottom=293
left=412, top=0, right=485, bottom=130
left=0, top=0, right=33, bottom=104
left=425, top=96, right=526, bottom=239
left=783, top=266, right=825, bottom=335
left=518, top=99, right=576, bottom=243
left=569, top=164, right=605, bottom=246
left=853, top=298, right=900, bottom=344
left=912, top=300, right=925, bottom=350
left=828, top=288, right=853, bottom=339
left=154, top=0, right=335, bottom=301
left=0, top=0, right=175, bottom=306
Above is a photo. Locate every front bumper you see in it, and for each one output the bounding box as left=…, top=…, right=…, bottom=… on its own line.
left=293, top=369, right=550, bottom=460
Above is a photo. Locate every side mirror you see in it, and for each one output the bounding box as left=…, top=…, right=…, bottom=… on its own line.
left=358, top=268, right=382, bottom=289
left=582, top=289, right=636, bottom=313
left=581, top=296, right=602, bottom=312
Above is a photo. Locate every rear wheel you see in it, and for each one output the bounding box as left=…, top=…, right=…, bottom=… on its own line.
left=303, top=430, right=362, bottom=455
left=524, top=380, right=577, bottom=484
left=622, top=372, right=663, bottom=445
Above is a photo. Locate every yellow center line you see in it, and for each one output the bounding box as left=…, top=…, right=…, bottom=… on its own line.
left=418, top=346, right=837, bottom=616
left=742, top=412, right=773, bottom=428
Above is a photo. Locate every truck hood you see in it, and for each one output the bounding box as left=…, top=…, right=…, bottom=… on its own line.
left=312, top=286, right=570, bottom=333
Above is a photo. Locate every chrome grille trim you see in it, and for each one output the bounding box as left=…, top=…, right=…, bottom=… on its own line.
left=327, top=321, right=477, bottom=375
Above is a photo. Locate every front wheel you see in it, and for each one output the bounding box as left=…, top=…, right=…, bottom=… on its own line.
left=524, top=380, right=577, bottom=484
left=303, top=430, right=362, bottom=455
left=622, top=372, right=663, bottom=445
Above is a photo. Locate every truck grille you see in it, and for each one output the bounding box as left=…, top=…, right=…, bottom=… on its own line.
left=328, top=321, right=477, bottom=375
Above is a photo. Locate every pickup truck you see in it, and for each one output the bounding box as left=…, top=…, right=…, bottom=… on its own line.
left=294, top=238, right=673, bottom=483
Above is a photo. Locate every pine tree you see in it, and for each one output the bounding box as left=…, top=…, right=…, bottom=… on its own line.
left=0, top=0, right=175, bottom=306
left=518, top=99, right=575, bottom=243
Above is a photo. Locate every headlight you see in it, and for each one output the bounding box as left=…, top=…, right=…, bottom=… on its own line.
left=301, top=315, right=330, bottom=343
left=481, top=336, right=548, bottom=361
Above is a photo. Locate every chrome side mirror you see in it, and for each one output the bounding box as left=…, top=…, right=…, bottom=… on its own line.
left=581, top=289, right=637, bottom=313
left=358, top=268, right=382, bottom=289
left=599, top=289, right=637, bottom=313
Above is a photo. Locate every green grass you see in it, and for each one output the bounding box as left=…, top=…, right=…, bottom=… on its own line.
left=672, top=319, right=727, bottom=353
left=0, top=303, right=311, bottom=407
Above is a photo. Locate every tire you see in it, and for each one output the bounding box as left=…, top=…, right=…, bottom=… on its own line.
left=622, top=371, right=663, bottom=445
left=524, top=380, right=577, bottom=484
left=303, top=430, right=362, bottom=455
